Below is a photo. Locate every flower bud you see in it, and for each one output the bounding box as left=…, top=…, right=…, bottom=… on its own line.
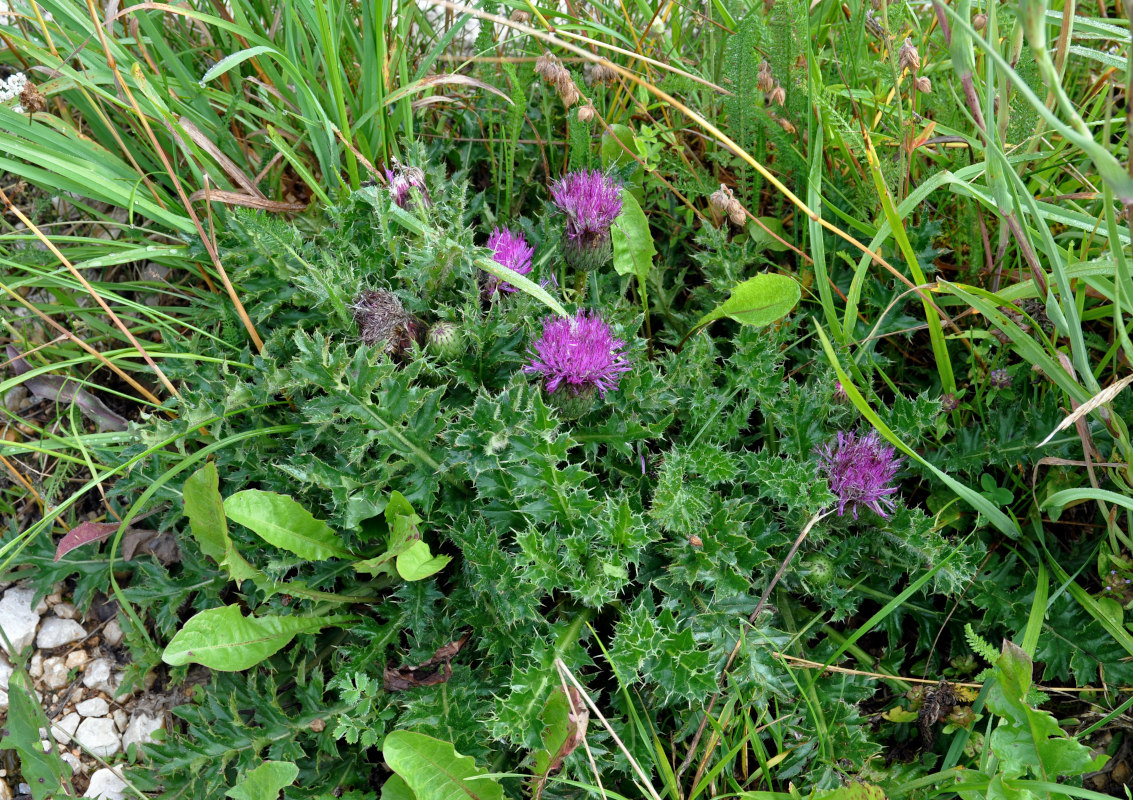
left=914, top=76, right=931, bottom=93
left=427, top=322, right=464, bottom=361
left=940, top=393, right=959, bottom=412
left=509, top=9, right=531, bottom=23
left=898, top=38, right=921, bottom=73
left=973, top=13, right=987, bottom=29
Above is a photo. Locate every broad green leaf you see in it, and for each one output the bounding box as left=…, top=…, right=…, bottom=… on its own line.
left=694, top=273, right=801, bottom=329
left=611, top=190, right=656, bottom=283
left=396, top=540, right=452, bottom=581
left=0, top=671, right=69, bottom=799
left=747, top=217, right=790, bottom=252
left=813, top=784, right=887, bottom=800
left=201, top=46, right=275, bottom=83
left=386, top=490, right=422, bottom=549
left=601, top=123, right=638, bottom=171
left=226, top=761, right=299, bottom=800
left=382, top=775, right=416, bottom=800
left=382, top=731, right=504, bottom=800
left=225, top=489, right=351, bottom=560
left=183, top=462, right=227, bottom=563
left=182, top=465, right=276, bottom=596
left=162, top=604, right=353, bottom=671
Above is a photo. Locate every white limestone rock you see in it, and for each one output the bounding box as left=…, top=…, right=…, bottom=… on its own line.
left=75, top=697, right=109, bottom=717
left=84, top=768, right=127, bottom=800
left=102, top=618, right=123, bottom=647
left=41, top=656, right=69, bottom=690
left=0, top=587, right=39, bottom=655
left=51, top=711, right=81, bottom=745
left=74, top=717, right=121, bottom=758
left=36, top=617, right=86, bottom=649
left=122, top=712, right=165, bottom=754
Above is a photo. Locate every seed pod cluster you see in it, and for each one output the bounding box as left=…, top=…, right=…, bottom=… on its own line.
left=897, top=38, right=921, bottom=74
left=757, top=61, right=787, bottom=106
left=535, top=51, right=582, bottom=108
left=709, top=184, right=747, bottom=226
left=588, top=60, right=618, bottom=86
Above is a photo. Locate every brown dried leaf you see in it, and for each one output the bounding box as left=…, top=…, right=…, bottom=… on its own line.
left=383, top=631, right=471, bottom=692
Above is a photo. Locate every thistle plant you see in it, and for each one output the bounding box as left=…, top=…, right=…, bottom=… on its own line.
left=483, top=226, right=534, bottom=299
left=523, top=309, right=631, bottom=417
left=549, top=170, right=623, bottom=273
left=816, top=430, right=904, bottom=520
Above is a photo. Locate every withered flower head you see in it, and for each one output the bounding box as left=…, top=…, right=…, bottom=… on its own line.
left=898, top=38, right=921, bottom=73
left=353, top=289, right=421, bottom=358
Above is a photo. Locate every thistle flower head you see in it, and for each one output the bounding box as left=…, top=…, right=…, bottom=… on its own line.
left=816, top=430, right=903, bottom=519
left=384, top=161, right=430, bottom=210
left=523, top=309, right=631, bottom=399
left=484, top=227, right=535, bottom=297
left=352, top=289, right=421, bottom=357
left=550, top=169, right=623, bottom=237
left=549, top=170, right=623, bottom=271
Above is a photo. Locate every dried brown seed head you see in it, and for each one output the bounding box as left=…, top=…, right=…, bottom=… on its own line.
left=577, top=104, right=596, bottom=122
left=727, top=200, right=747, bottom=226
left=591, top=60, right=618, bottom=85
left=774, top=115, right=796, bottom=134
left=709, top=184, right=734, bottom=214
left=898, top=38, right=921, bottom=73
left=353, top=289, right=422, bottom=358
left=535, top=52, right=561, bottom=81
left=769, top=84, right=786, bottom=106
left=18, top=82, right=46, bottom=115
left=509, top=9, right=531, bottom=23
left=757, top=60, right=775, bottom=93
left=973, top=13, right=987, bottom=29
left=914, top=76, right=931, bottom=93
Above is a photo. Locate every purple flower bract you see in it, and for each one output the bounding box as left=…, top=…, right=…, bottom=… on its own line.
left=485, top=227, right=535, bottom=296
left=523, top=309, right=631, bottom=398
left=816, top=430, right=903, bottom=519
left=549, top=169, right=623, bottom=239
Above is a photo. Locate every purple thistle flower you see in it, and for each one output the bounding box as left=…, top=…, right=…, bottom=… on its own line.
left=816, top=430, right=904, bottom=520
left=523, top=309, right=631, bottom=399
left=484, top=227, right=535, bottom=297
left=549, top=169, right=623, bottom=271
